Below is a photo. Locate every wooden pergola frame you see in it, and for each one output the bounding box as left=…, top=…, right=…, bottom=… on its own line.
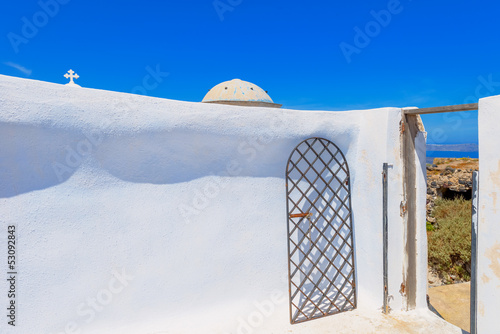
left=404, top=102, right=478, bottom=115
left=400, top=102, right=478, bottom=310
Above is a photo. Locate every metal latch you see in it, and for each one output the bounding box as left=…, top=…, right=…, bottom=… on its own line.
left=290, top=212, right=314, bottom=244
left=289, top=212, right=312, bottom=219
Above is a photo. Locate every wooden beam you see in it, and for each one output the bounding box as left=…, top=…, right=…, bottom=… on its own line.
left=402, top=114, right=420, bottom=310
left=403, top=103, right=478, bottom=115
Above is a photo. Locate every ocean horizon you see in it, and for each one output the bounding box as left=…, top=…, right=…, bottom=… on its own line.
left=426, top=150, right=479, bottom=164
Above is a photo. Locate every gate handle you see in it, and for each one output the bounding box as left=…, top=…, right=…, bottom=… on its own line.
left=290, top=212, right=312, bottom=219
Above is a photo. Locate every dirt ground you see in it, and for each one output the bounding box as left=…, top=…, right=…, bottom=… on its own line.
left=428, top=282, right=471, bottom=332
left=428, top=158, right=478, bottom=176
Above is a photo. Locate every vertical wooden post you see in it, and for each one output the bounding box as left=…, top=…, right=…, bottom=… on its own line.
left=402, top=113, right=420, bottom=310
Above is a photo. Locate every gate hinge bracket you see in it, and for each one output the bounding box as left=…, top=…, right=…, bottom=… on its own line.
left=400, top=201, right=407, bottom=216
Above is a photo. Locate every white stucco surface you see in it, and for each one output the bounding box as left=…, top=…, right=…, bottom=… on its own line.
left=477, top=94, right=500, bottom=333
left=415, top=131, right=428, bottom=310
left=0, top=75, right=458, bottom=333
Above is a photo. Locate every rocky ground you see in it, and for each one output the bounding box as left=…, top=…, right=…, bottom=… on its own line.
left=427, top=267, right=444, bottom=288
left=426, top=158, right=478, bottom=224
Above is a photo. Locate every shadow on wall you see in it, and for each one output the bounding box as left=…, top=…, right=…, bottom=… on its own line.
left=0, top=123, right=79, bottom=198
left=95, top=131, right=292, bottom=184
left=0, top=122, right=357, bottom=198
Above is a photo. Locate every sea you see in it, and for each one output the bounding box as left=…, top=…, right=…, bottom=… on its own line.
left=426, top=151, right=479, bottom=164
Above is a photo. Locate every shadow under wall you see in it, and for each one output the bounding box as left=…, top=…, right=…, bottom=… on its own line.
left=94, top=130, right=291, bottom=184
left=0, top=123, right=298, bottom=198
left=0, top=123, right=78, bottom=198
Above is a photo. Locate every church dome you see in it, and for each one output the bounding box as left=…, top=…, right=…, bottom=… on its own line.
left=202, top=79, right=281, bottom=108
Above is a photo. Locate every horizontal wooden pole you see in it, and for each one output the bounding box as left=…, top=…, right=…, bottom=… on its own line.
left=403, top=103, right=478, bottom=115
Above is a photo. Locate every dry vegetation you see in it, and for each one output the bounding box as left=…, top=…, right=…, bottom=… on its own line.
left=433, top=157, right=479, bottom=170
left=427, top=197, right=472, bottom=283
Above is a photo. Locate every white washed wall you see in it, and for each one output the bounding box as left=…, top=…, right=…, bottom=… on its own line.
left=477, top=94, right=500, bottom=333
left=0, top=75, right=425, bottom=333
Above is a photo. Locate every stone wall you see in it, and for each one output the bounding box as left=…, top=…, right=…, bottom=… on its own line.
left=426, top=158, right=478, bottom=224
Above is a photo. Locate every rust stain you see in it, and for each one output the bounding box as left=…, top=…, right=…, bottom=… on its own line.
left=489, top=160, right=500, bottom=188
left=393, top=146, right=399, bottom=161
left=481, top=274, right=490, bottom=283
left=383, top=315, right=415, bottom=333
left=361, top=149, right=368, bottom=161
left=491, top=192, right=498, bottom=214
left=399, top=283, right=406, bottom=296
left=485, top=241, right=500, bottom=280
left=489, top=161, right=500, bottom=213
left=360, top=149, right=373, bottom=185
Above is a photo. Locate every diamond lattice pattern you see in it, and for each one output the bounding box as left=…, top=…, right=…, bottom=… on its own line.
left=286, top=138, right=356, bottom=324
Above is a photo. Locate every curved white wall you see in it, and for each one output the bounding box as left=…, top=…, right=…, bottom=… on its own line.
left=0, top=75, right=426, bottom=333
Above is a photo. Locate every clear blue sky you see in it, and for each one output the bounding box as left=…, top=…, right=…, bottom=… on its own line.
left=2, top=0, right=499, bottom=145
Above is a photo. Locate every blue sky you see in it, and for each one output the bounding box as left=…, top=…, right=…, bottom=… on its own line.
left=1, top=0, right=499, bottom=145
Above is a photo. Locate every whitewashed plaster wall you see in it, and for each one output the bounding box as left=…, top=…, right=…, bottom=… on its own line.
left=478, top=94, right=500, bottom=333
left=0, top=75, right=426, bottom=333
left=415, top=130, right=429, bottom=310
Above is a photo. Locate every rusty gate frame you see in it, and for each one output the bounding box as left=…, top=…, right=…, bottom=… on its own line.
left=285, top=137, right=357, bottom=324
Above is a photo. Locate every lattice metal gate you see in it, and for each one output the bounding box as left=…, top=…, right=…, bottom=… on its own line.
left=285, top=137, right=356, bottom=324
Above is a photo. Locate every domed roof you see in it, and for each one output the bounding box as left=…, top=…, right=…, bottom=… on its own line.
left=202, top=79, right=281, bottom=108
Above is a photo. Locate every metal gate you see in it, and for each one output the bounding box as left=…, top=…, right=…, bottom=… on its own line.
left=285, top=137, right=356, bottom=324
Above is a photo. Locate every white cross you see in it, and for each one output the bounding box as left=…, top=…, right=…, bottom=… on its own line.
left=64, top=69, right=79, bottom=84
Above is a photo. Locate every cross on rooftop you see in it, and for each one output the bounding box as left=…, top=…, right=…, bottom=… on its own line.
left=64, top=69, right=79, bottom=85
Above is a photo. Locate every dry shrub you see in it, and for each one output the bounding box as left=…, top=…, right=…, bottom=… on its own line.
left=427, top=197, right=472, bottom=283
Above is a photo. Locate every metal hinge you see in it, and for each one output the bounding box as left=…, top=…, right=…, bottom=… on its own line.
left=400, top=201, right=407, bottom=216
